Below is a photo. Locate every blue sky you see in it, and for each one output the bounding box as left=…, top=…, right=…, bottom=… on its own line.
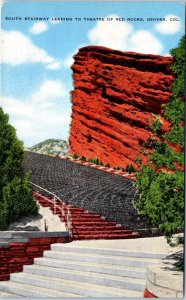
left=1, top=1, right=185, bottom=147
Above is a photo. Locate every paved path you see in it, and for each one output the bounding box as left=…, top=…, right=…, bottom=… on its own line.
left=68, top=236, right=182, bottom=254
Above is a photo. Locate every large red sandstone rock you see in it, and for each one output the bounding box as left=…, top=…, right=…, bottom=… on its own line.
left=69, top=46, right=175, bottom=168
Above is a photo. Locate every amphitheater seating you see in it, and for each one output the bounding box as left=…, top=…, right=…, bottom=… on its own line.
left=24, top=152, right=148, bottom=236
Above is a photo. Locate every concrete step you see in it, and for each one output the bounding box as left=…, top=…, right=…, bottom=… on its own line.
left=0, top=280, right=80, bottom=297
left=51, top=244, right=166, bottom=259
left=72, top=233, right=139, bottom=240
left=72, top=226, right=126, bottom=231
left=23, top=264, right=146, bottom=291
left=72, top=229, right=133, bottom=234
left=71, top=216, right=103, bottom=221
left=61, top=217, right=104, bottom=222
left=72, top=235, right=137, bottom=239
left=72, top=223, right=124, bottom=228
left=0, top=290, right=20, bottom=297
left=72, top=222, right=121, bottom=228
left=69, top=208, right=85, bottom=212
left=71, top=220, right=117, bottom=225
left=44, top=250, right=162, bottom=268
left=51, top=206, right=85, bottom=213
left=66, top=211, right=85, bottom=214
left=71, top=213, right=102, bottom=218
left=10, top=272, right=143, bottom=297
left=34, top=256, right=147, bottom=279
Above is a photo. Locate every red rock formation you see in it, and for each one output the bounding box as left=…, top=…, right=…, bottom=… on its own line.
left=69, top=46, right=175, bottom=169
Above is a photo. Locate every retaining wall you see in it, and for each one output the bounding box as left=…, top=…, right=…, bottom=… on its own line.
left=0, top=231, right=71, bottom=281
left=145, top=266, right=183, bottom=298
left=144, top=288, right=157, bottom=298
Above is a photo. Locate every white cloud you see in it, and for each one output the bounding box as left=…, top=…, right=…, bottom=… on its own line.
left=1, top=30, right=61, bottom=69
left=63, top=55, right=74, bottom=69
left=1, top=96, right=35, bottom=118
left=88, top=15, right=133, bottom=51
left=63, top=46, right=84, bottom=69
left=31, top=80, right=68, bottom=104
left=1, top=30, right=53, bottom=65
left=29, top=21, right=49, bottom=35
left=46, top=61, right=62, bottom=70
left=1, top=80, right=71, bottom=146
left=88, top=14, right=163, bottom=55
left=155, top=15, right=181, bottom=35
left=129, top=30, right=163, bottom=55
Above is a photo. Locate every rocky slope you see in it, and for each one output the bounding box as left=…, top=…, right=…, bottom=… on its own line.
left=69, top=46, right=175, bottom=169
left=29, top=139, right=69, bottom=156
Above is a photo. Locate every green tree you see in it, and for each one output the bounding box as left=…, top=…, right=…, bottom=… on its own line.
left=126, top=164, right=136, bottom=173
left=73, top=153, right=79, bottom=159
left=135, top=36, right=185, bottom=241
left=0, top=108, right=38, bottom=229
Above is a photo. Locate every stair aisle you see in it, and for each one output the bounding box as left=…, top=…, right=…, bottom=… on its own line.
left=34, top=193, right=141, bottom=240
left=0, top=243, right=166, bottom=297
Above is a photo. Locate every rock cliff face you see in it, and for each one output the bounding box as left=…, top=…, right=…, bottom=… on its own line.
left=69, top=46, right=175, bottom=168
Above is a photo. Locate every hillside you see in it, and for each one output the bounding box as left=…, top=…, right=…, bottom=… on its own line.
left=29, top=139, right=69, bottom=156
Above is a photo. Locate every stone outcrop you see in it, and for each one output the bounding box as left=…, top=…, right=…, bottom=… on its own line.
left=69, top=46, right=175, bottom=168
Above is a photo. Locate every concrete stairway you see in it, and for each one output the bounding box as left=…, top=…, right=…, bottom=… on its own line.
left=34, top=193, right=140, bottom=240
left=0, top=243, right=166, bottom=297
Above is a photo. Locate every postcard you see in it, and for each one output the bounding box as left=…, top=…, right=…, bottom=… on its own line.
left=0, top=1, right=185, bottom=298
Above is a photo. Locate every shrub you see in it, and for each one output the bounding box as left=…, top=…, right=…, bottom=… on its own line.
left=105, top=163, right=110, bottom=168
left=150, top=142, right=184, bottom=170
left=135, top=156, right=142, bottom=166
left=140, top=149, right=148, bottom=156
left=81, top=156, right=87, bottom=161
left=165, top=125, right=184, bottom=147
left=136, top=168, right=184, bottom=240
left=143, top=137, right=159, bottom=149
left=95, top=158, right=100, bottom=165
left=126, top=164, right=136, bottom=173
left=151, top=116, right=162, bottom=136
left=164, top=98, right=184, bottom=124
left=0, top=108, right=38, bottom=230
left=89, top=157, right=100, bottom=164
left=135, top=36, right=185, bottom=242
left=73, top=153, right=79, bottom=159
left=0, top=175, right=38, bottom=229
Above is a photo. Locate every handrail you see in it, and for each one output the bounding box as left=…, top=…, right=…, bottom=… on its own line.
left=30, top=181, right=72, bottom=237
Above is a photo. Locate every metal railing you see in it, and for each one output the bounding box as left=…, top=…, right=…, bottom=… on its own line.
left=30, top=182, right=72, bottom=237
